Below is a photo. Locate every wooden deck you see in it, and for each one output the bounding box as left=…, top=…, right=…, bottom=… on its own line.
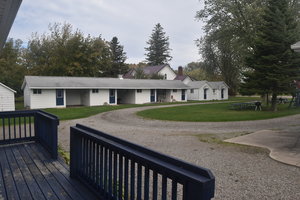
left=0, top=142, right=98, bottom=200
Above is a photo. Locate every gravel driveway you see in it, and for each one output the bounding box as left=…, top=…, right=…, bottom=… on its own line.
left=59, top=104, right=300, bottom=200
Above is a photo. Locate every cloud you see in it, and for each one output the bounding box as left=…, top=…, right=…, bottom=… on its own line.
left=9, top=0, right=205, bottom=68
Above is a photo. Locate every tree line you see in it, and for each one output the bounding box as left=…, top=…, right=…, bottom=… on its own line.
left=196, top=0, right=300, bottom=111
left=0, top=22, right=174, bottom=95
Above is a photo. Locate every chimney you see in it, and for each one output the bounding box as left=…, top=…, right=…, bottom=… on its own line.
left=178, top=66, right=183, bottom=76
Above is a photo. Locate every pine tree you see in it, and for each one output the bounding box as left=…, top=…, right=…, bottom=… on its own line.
left=145, top=23, right=172, bottom=65
left=241, top=0, right=300, bottom=111
left=109, top=36, right=128, bottom=77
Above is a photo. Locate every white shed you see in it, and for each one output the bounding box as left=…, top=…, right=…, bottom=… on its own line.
left=208, top=82, right=229, bottom=100
left=0, top=82, right=16, bottom=111
left=187, top=81, right=212, bottom=101
left=187, top=81, right=229, bottom=101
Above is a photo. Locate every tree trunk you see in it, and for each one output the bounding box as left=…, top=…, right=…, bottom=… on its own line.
left=271, top=93, right=278, bottom=111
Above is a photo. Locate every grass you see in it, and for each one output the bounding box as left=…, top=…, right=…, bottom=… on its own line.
left=196, top=132, right=268, bottom=153
left=137, top=102, right=300, bottom=122
left=58, top=146, right=70, bottom=164
left=13, top=96, right=261, bottom=121
left=42, top=96, right=251, bottom=121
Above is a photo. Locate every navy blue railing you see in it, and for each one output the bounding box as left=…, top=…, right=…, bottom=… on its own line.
left=0, top=110, right=59, bottom=158
left=70, top=124, right=215, bottom=200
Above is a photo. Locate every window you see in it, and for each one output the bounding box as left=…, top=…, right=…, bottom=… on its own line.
left=137, top=89, right=142, bottom=93
left=213, top=89, right=216, bottom=94
left=190, top=89, right=194, bottom=93
left=92, top=89, right=99, bottom=93
left=164, top=74, right=167, bottom=79
left=33, top=89, right=42, bottom=94
left=173, top=89, right=177, bottom=92
left=110, top=89, right=115, bottom=96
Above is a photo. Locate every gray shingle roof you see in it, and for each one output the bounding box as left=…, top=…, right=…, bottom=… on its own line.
left=187, top=81, right=208, bottom=88
left=143, top=65, right=167, bottom=75
left=208, top=81, right=229, bottom=89
left=23, top=76, right=190, bottom=90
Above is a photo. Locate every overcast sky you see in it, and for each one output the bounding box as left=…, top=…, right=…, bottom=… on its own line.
left=9, top=0, right=205, bottom=69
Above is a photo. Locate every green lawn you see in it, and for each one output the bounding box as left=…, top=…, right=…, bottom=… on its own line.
left=13, top=96, right=261, bottom=121
left=137, top=102, right=300, bottom=122
left=44, top=102, right=198, bottom=121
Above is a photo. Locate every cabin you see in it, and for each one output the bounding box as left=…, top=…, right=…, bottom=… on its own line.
left=0, top=82, right=16, bottom=111
left=22, top=76, right=189, bottom=109
left=187, top=81, right=229, bottom=101
left=123, top=64, right=177, bottom=80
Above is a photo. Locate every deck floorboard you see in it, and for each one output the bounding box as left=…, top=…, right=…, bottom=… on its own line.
left=0, top=142, right=98, bottom=200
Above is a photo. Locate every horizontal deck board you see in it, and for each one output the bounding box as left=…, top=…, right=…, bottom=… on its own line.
left=0, top=142, right=98, bottom=200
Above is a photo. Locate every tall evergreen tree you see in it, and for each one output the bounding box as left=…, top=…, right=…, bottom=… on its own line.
left=145, top=23, right=172, bottom=65
left=241, top=0, right=300, bottom=111
left=109, top=36, right=128, bottom=77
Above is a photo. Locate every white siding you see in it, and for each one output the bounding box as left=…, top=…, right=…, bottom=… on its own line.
left=171, top=89, right=182, bottom=102
left=23, top=84, right=30, bottom=108
left=183, top=77, right=193, bottom=84
left=221, top=88, right=229, bottom=100
left=187, top=84, right=213, bottom=101
left=81, top=90, right=90, bottom=106
left=135, top=89, right=151, bottom=104
left=90, top=89, right=110, bottom=106
left=158, top=66, right=177, bottom=80
left=30, top=89, right=66, bottom=109
left=0, top=84, right=15, bottom=111
left=188, top=88, right=200, bottom=100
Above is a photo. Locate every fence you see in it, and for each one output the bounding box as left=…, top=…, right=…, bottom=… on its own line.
left=70, top=124, right=215, bottom=200
left=0, top=110, right=59, bottom=158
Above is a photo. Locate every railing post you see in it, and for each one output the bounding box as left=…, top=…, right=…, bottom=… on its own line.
left=50, top=119, right=58, bottom=159
left=70, top=127, right=79, bottom=178
left=183, top=181, right=215, bottom=200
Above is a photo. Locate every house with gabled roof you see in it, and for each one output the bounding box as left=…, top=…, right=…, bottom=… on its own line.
left=187, top=81, right=229, bottom=101
left=0, top=82, right=16, bottom=111
left=123, top=64, right=177, bottom=80
left=22, top=76, right=189, bottom=109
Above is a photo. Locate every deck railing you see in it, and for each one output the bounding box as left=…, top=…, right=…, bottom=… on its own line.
left=70, top=124, right=215, bottom=200
left=0, top=110, right=59, bottom=158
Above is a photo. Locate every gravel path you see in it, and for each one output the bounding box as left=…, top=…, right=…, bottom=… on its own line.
left=59, top=103, right=300, bottom=200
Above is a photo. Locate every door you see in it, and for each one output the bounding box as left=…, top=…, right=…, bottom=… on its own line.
left=109, top=89, right=115, bottom=104
left=221, top=89, right=224, bottom=99
left=150, top=89, right=155, bottom=102
left=204, top=88, right=208, bottom=100
left=181, top=89, right=186, bottom=100
left=56, top=89, right=64, bottom=106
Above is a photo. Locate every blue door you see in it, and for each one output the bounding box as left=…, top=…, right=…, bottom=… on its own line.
left=150, top=89, right=155, bottom=102
left=109, top=89, right=115, bottom=104
left=56, top=89, right=64, bottom=106
left=181, top=89, right=186, bottom=100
